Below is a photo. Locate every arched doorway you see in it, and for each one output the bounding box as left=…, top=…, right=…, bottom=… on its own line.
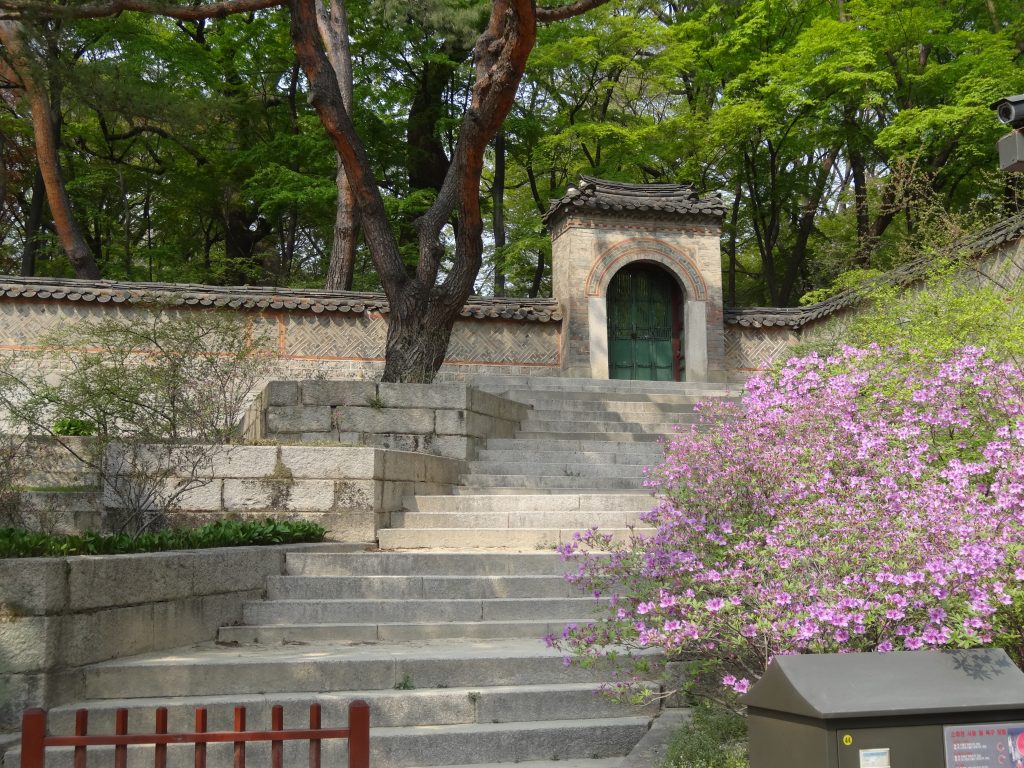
left=606, top=263, right=682, bottom=381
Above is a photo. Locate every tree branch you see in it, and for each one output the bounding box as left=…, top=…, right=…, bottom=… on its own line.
left=536, top=0, right=610, bottom=23
left=0, top=0, right=283, bottom=21
left=288, top=0, right=407, bottom=292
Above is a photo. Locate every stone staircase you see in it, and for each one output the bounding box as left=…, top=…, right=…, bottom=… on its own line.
left=11, top=551, right=657, bottom=768
left=5, top=378, right=742, bottom=768
left=379, top=378, right=741, bottom=550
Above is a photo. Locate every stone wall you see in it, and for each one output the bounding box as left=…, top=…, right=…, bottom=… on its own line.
left=0, top=283, right=562, bottom=383
left=0, top=543, right=339, bottom=730
left=247, top=382, right=529, bottom=460
left=14, top=442, right=461, bottom=539
left=157, top=445, right=461, bottom=540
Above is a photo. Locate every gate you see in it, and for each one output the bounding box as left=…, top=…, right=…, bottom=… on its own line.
left=607, top=264, right=680, bottom=381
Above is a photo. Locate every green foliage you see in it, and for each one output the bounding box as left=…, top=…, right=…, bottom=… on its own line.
left=0, top=518, right=326, bottom=559
left=798, top=268, right=886, bottom=305
left=799, top=256, right=1024, bottom=367
left=8, top=307, right=272, bottom=443
left=51, top=418, right=98, bottom=437
left=661, top=702, right=748, bottom=768
left=5, top=0, right=1024, bottom=303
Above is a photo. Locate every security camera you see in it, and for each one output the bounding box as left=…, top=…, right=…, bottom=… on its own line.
left=991, top=94, right=1024, bottom=129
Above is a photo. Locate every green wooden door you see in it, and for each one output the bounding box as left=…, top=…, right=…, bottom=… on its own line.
left=607, top=265, right=678, bottom=381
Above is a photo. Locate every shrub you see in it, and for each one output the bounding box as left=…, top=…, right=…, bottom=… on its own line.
left=0, top=518, right=325, bottom=558
left=797, top=254, right=1024, bottom=369
left=556, top=346, right=1024, bottom=705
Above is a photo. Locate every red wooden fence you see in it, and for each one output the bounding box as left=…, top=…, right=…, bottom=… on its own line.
left=20, top=701, right=370, bottom=768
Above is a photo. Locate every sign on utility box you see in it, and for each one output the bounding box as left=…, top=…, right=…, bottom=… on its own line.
left=742, top=649, right=1024, bottom=768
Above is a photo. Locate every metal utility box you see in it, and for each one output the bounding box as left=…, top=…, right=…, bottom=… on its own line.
left=998, top=130, right=1024, bottom=172
left=742, top=649, right=1024, bottom=768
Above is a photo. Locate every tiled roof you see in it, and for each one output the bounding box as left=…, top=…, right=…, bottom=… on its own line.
left=724, top=213, right=1024, bottom=329
left=0, top=277, right=562, bottom=322
left=543, top=176, right=726, bottom=225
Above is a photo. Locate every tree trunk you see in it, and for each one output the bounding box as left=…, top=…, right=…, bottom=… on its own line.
left=778, top=146, right=840, bottom=305
left=492, top=128, right=507, bottom=297
left=727, top=183, right=742, bottom=306
left=382, top=285, right=459, bottom=382
left=222, top=207, right=270, bottom=284
left=326, top=156, right=358, bottom=289
left=1, top=21, right=100, bottom=279
left=850, top=144, right=869, bottom=266
left=289, top=0, right=556, bottom=382
left=846, top=107, right=870, bottom=267
left=317, top=0, right=359, bottom=290
left=21, top=166, right=45, bottom=276
left=407, top=57, right=459, bottom=193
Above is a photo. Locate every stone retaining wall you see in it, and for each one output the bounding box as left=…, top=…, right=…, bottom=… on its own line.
left=13, top=443, right=462, bottom=539
left=156, top=445, right=461, bottom=540
left=0, top=543, right=338, bottom=730
left=248, top=382, right=529, bottom=460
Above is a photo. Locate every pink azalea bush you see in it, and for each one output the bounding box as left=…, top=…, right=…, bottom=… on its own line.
left=554, top=346, right=1024, bottom=702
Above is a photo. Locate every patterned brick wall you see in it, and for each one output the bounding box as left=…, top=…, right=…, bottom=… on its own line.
left=724, top=324, right=799, bottom=379
left=0, top=299, right=562, bottom=382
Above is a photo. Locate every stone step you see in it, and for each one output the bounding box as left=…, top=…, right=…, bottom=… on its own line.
left=44, top=684, right=658, bottom=734
left=285, top=551, right=577, bottom=577
left=218, top=619, right=587, bottom=644
left=404, top=493, right=655, bottom=513
left=482, top=439, right=664, bottom=453
left=451, top=486, right=653, bottom=496
left=377, top=527, right=651, bottom=550
left=517, top=419, right=692, bottom=434
left=11, top=717, right=651, bottom=768
left=409, top=761, right=625, bottom=768
left=525, top=410, right=699, bottom=425
left=389, top=510, right=647, bottom=530
left=468, top=374, right=741, bottom=394
left=456, top=476, right=649, bottom=491
left=512, top=393, right=723, bottom=407
left=465, top=462, right=648, bottom=477
left=242, top=597, right=604, bottom=625
left=372, top=716, right=652, bottom=767
left=266, top=575, right=580, bottom=600
left=82, top=641, right=646, bottom=699
left=475, top=450, right=661, bottom=465
left=513, top=432, right=664, bottom=442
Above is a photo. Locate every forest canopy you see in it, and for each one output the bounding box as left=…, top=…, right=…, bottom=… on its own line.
left=1, top=0, right=1022, bottom=307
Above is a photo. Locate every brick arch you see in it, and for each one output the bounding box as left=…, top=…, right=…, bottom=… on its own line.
left=585, top=238, right=707, bottom=301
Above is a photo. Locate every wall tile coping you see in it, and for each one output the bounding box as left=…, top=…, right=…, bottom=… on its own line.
left=0, top=276, right=561, bottom=322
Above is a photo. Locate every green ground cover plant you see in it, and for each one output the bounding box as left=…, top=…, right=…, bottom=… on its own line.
left=0, top=518, right=325, bottom=558
left=661, top=701, right=748, bottom=768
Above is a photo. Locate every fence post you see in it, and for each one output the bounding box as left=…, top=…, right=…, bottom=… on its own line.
left=20, top=709, right=47, bottom=768
left=347, top=701, right=370, bottom=768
